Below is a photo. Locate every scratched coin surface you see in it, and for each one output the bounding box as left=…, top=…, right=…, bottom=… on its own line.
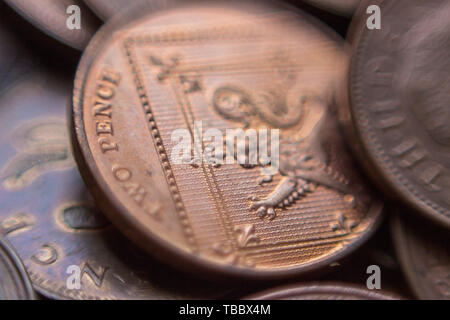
left=246, top=283, right=399, bottom=300
left=4, top=0, right=100, bottom=50
left=392, top=211, right=450, bottom=300
left=0, top=64, right=240, bottom=299
left=73, top=0, right=383, bottom=279
left=301, top=0, right=360, bottom=16
left=0, top=237, right=35, bottom=300
left=341, top=0, right=450, bottom=228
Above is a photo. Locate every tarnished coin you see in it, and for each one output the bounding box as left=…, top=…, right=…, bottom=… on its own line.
left=300, top=0, right=360, bottom=16
left=246, top=282, right=400, bottom=300
left=73, top=0, right=383, bottom=279
left=0, top=65, right=240, bottom=299
left=341, top=0, right=450, bottom=228
left=392, top=211, right=450, bottom=300
left=4, top=0, right=100, bottom=50
left=0, top=237, right=35, bottom=300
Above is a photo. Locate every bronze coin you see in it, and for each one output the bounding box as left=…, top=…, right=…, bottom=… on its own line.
left=391, top=210, right=450, bottom=300
left=4, top=0, right=100, bottom=50
left=72, top=0, right=383, bottom=279
left=341, top=0, right=450, bottom=228
left=246, top=282, right=400, bottom=300
left=0, top=65, right=239, bottom=299
left=300, top=0, right=360, bottom=16
left=322, top=216, right=413, bottom=298
left=0, top=237, right=35, bottom=300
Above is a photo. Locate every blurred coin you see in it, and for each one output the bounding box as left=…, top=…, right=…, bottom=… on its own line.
left=0, top=237, right=35, bottom=300
left=323, top=216, right=412, bottom=298
left=0, top=67, right=239, bottom=300
left=84, top=0, right=128, bottom=20
left=4, top=0, right=100, bottom=50
left=391, top=210, right=450, bottom=300
left=341, top=0, right=450, bottom=228
left=300, top=0, right=360, bottom=16
left=246, top=282, right=400, bottom=300
left=0, top=7, right=37, bottom=95
left=73, top=0, right=383, bottom=279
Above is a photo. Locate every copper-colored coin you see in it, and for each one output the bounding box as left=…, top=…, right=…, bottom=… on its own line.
left=341, top=0, right=450, bottom=228
left=300, top=0, right=360, bottom=16
left=246, top=282, right=400, bottom=300
left=391, top=211, right=450, bottom=300
left=323, top=215, right=412, bottom=298
left=0, top=237, right=35, bottom=300
left=4, top=0, right=100, bottom=50
left=73, top=0, right=383, bottom=279
left=0, top=64, right=239, bottom=299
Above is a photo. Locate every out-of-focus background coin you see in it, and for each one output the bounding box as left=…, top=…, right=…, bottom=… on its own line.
left=0, top=61, right=241, bottom=300
left=84, top=0, right=129, bottom=21
left=73, top=0, right=383, bottom=279
left=0, top=237, right=35, bottom=300
left=246, top=282, right=400, bottom=300
left=0, top=7, right=38, bottom=96
left=391, top=210, right=450, bottom=300
left=322, top=215, right=412, bottom=298
left=4, top=0, right=100, bottom=50
left=300, top=0, right=360, bottom=16
left=341, top=0, right=450, bottom=228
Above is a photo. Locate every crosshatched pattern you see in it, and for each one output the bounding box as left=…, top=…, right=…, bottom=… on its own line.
left=73, top=2, right=383, bottom=278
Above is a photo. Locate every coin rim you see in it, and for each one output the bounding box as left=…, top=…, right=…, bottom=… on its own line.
left=390, top=210, right=448, bottom=300
left=72, top=0, right=384, bottom=280
left=343, top=0, right=450, bottom=229
left=0, top=237, right=36, bottom=300
left=244, top=282, right=401, bottom=300
left=4, top=0, right=100, bottom=50
left=301, top=0, right=360, bottom=17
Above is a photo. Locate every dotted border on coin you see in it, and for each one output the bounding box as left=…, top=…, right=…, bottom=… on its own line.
left=350, top=1, right=450, bottom=224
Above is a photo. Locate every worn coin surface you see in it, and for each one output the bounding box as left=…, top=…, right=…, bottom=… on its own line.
left=73, top=0, right=383, bottom=279
left=0, top=64, right=239, bottom=299
left=4, top=0, right=100, bottom=50
left=341, top=0, right=450, bottom=228
left=246, top=282, right=399, bottom=300
left=0, top=237, right=35, bottom=300
left=301, top=0, right=360, bottom=16
left=392, top=211, right=450, bottom=300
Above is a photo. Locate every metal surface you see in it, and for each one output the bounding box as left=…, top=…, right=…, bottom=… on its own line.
left=341, top=0, right=450, bottom=228
left=246, top=282, right=400, bottom=300
left=73, top=0, right=383, bottom=279
left=392, top=211, right=450, bottom=300
left=84, top=0, right=129, bottom=20
left=4, top=0, right=100, bottom=50
left=0, top=67, right=239, bottom=300
left=301, top=0, right=360, bottom=16
left=0, top=237, right=35, bottom=300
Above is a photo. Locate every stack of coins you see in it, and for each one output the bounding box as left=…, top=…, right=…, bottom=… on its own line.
left=0, top=0, right=447, bottom=301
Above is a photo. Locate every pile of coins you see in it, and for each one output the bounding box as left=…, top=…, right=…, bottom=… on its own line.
left=0, top=0, right=448, bottom=300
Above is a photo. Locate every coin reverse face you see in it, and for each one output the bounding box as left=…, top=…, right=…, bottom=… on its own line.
left=392, top=212, right=450, bottom=300
left=246, top=282, right=399, bottom=300
left=0, top=64, right=239, bottom=299
left=73, top=0, right=383, bottom=279
left=343, top=0, right=450, bottom=228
